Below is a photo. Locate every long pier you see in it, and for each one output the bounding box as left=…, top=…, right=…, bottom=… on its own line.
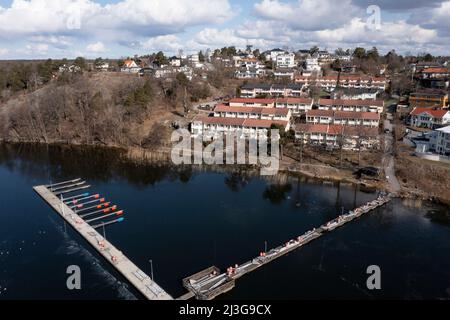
left=183, top=193, right=392, bottom=300
left=34, top=183, right=173, bottom=301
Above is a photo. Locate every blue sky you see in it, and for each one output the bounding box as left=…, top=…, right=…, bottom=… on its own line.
left=0, top=0, right=449, bottom=59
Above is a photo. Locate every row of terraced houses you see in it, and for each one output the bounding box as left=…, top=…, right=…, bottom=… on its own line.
left=191, top=97, right=383, bottom=150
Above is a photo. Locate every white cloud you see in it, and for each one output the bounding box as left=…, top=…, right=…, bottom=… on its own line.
left=194, top=28, right=272, bottom=49
left=410, top=1, right=450, bottom=36
left=140, top=35, right=183, bottom=52
left=0, top=0, right=235, bottom=39
left=254, top=0, right=360, bottom=31
left=0, top=48, right=9, bottom=56
left=17, top=43, right=50, bottom=56
left=315, top=19, right=437, bottom=45
left=0, top=0, right=449, bottom=57
left=86, top=41, right=107, bottom=53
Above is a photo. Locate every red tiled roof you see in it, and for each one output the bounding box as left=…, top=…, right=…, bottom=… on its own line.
left=335, top=111, right=380, bottom=120
left=229, top=98, right=275, bottom=104
left=421, top=68, right=450, bottom=74
left=243, top=119, right=275, bottom=128
left=307, top=110, right=334, bottom=117
left=276, top=98, right=313, bottom=104
left=295, top=124, right=342, bottom=135
left=319, top=99, right=384, bottom=107
left=196, top=117, right=245, bottom=126
left=410, top=108, right=449, bottom=118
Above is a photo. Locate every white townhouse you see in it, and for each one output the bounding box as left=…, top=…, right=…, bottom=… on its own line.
left=331, top=88, right=380, bottom=101
left=239, top=83, right=304, bottom=98
left=275, top=98, right=314, bottom=115
left=409, top=108, right=450, bottom=129
left=295, top=124, right=379, bottom=150
left=191, top=117, right=290, bottom=139
left=306, top=110, right=380, bottom=128
left=318, top=99, right=384, bottom=114
left=432, top=125, right=450, bottom=155
left=213, top=105, right=292, bottom=122
left=264, top=48, right=288, bottom=61
left=229, top=98, right=276, bottom=108
left=276, top=53, right=296, bottom=68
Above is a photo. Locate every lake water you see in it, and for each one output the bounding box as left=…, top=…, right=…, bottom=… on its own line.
left=0, top=143, right=449, bottom=300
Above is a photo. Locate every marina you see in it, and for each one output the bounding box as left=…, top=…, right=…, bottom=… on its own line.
left=33, top=179, right=173, bottom=301
left=182, top=193, right=392, bottom=300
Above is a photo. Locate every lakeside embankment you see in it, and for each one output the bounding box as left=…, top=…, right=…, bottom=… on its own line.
left=1, top=141, right=448, bottom=206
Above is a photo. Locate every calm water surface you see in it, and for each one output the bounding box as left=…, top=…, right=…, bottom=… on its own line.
left=0, top=144, right=449, bottom=300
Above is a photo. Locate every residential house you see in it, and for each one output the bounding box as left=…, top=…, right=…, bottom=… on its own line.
left=235, top=67, right=266, bottom=79
left=121, top=60, right=141, bottom=73
left=305, top=58, right=321, bottom=73
left=273, top=68, right=295, bottom=80
left=191, top=117, right=291, bottom=139
left=229, top=98, right=275, bottom=108
left=227, top=97, right=313, bottom=115
left=318, top=99, right=384, bottom=113
left=264, top=48, right=288, bottom=61
left=58, top=64, right=81, bottom=73
left=95, top=62, right=110, bottom=72
left=295, top=124, right=379, bottom=150
left=306, top=110, right=380, bottom=127
left=295, top=74, right=387, bottom=91
left=214, top=105, right=292, bottom=122
left=432, top=125, right=450, bottom=155
left=169, top=57, right=181, bottom=67
left=275, top=98, right=314, bottom=115
left=240, top=83, right=304, bottom=98
left=276, top=53, right=296, bottom=68
left=317, top=50, right=333, bottom=64
left=331, top=88, right=379, bottom=100
left=409, top=108, right=450, bottom=129
left=409, top=89, right=449, bottom=108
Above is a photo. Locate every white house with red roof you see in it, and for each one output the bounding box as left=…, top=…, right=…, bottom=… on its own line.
left=121, top=60, right=141, bottom=73
left=409, top=108, right=450, bottom=129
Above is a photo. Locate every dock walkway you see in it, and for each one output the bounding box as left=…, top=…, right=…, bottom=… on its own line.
left=34, top=185, right=173, bottom=301
left=183, top=193, right=392, bottom=300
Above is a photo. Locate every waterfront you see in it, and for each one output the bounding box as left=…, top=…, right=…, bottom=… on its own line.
left=0, top=143, right=449, bottom=300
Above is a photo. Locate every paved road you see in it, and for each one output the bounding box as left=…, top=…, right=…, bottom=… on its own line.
left=383, top=119, right=401, bottom=194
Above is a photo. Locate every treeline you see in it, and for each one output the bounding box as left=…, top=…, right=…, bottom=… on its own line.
left=0, top=58, right=89, bottom=96
left=0, top=74, right=164, bottom=147
left=0, top=69, right=216, bottom=147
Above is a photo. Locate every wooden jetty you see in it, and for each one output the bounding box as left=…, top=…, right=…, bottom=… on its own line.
left=182, top=193, right=392, bottom=300
left=34, top=181, right=173, bottom=301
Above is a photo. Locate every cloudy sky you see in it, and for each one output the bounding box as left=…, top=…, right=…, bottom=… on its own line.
left=0, top=0, right=449, bottom=59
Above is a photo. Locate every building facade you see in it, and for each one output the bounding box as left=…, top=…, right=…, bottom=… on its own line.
left=306, top=110, right=380, bottom=127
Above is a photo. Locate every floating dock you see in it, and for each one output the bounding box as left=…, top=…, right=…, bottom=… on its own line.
left=34, top=180, right=173, bottom=301
left=183, top=193, right=392, bottom=300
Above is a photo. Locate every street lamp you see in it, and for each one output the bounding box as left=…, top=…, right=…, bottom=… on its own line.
left=149, top=259, right=154, bottom=281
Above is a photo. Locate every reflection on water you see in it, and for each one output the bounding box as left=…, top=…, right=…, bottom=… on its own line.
left=0, top=142, right=449, bottom=300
